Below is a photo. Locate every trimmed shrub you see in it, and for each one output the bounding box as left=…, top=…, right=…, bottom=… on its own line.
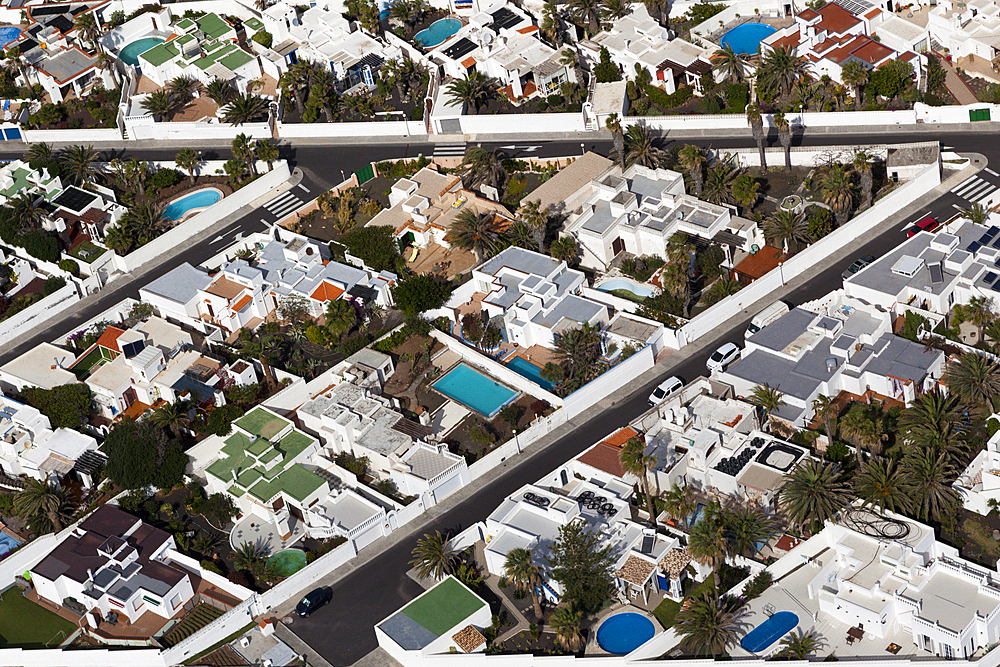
left=58, top=258, right=79, bottom=276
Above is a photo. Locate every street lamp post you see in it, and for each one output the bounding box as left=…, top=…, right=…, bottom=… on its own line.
left=580, top=142, right=585, bottom=156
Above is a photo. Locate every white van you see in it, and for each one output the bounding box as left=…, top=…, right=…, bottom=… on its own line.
left=745, top=301, right=790, bottom=339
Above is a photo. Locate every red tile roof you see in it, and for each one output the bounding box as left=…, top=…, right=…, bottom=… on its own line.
left=864, top=7, right=882, bottom=18
left=461, top=56, right=476, bottom=69
left=232, top=294, right=253, bottom=312
left=601, top=426, right=640, bottom=449
left=732, top=245, right=789, bottom=282
left=309, top=281, right=345, bottom=303
left=851, top=39, right=894, bottom=64
left=798, top=7, right=819, bottom=19
left=95, top=326, right=126, bottom=353
left=576, top=443, right=626, bottom=478
left=516, top=25, right=539, bottom=34
left=770, top=32, right=802, bottom=50
left=814, top=2, right=861, bottom=34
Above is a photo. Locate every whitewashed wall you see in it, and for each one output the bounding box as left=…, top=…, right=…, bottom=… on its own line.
left=0, top=283, right=80, bottom=347
left=562, top=343, right=656, bottom=415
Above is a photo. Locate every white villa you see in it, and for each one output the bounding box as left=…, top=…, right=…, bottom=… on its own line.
left=955, top=423, right=1000, bottom=515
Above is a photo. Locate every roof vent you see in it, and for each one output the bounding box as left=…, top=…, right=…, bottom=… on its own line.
left=826, top=358, right=837, bottom=372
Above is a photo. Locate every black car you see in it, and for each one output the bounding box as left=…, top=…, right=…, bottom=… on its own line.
left=842, top=255, right=875, bottom=281
left=295, top=588, right=332, bottom=617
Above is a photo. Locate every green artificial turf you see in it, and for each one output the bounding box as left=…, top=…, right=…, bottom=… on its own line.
left=0, top=588, right=77, bottom=648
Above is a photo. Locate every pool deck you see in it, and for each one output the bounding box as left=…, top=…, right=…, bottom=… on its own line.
left=430, top=362, right=521, bottom=419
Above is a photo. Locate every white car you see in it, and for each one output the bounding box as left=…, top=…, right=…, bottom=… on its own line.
left=706, top=342, right=741, bottom=372
left=649, top=376, right=684, bottom=405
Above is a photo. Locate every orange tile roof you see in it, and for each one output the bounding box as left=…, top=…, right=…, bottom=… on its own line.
left=310, top=281, right=345, bottom=302
left=814, top=3, right=860, bottom=34
left=461, top=56, right=476, bottom=69
left=601, top=426, right=640, bottom=449
left=864, top=7, right=882, bottom=18
left=232, top=294, right=253, bottom=312
left=851, top=39, right=894, bottom=64
left=732, top=245, right=789, bottom=281
left=517, top=25, right=539, bottom=34
left=119, top=400, right=152, bottom=421
left=576, top=443, right=626, bottom=478
left=95, top=326, right=126, bottom=353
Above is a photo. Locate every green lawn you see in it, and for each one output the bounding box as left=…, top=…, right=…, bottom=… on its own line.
left=401, top=577, right=485, bottom=636
left=653, top=597, right=681, bottom=629
left=67, top=240, right=108, bottom=264
left=0, top=588, right=77, bottom=648
left=70, top=345, right=116, bottom=379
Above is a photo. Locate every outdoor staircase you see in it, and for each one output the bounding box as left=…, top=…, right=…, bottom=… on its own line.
left=158, top=604, right=224, bottom=648
left=0, top=472, right=24, bottom=492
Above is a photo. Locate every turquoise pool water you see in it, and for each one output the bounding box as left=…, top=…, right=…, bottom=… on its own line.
left=120, top=36, right=165, bottom=67
left=740, top=611, right=798, bottom=653
left=432, top=363, right=518, bottom=417
left=597, top=279, right=655, bottom=298
left=597, top=613, right=656, bottom=655
left=0, top=532, right=20, bottom=560
left=504, top=356, right=555, bottom=391
left=267, top=549, right=307, bottom=577
left=0, top=27, right=21, bottom=50
left=720, top=23, right=776, bottom=55
left=414, top=18, right=461, bottom=48
left=162, top=189, right=222, bottom=222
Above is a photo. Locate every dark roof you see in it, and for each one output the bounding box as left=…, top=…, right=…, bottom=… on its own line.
left=52, top=185, right=99, bottom=213
left=348, top=284, right=378, bottom=302
left=359, top=53, right=384, bottom=69
left=392, top=417, right=434, bottom=439
left=443, top=38, right=477, bottom=60
left=30, top=4, right=70, bottom=15
left=48, top=15, right=75, bottom=33
left=73, top=449, right=107, bottom=475
left=490, top=6, right=521, bottom=30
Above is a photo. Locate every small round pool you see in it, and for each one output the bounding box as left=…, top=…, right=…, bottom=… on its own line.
left=120, top=36, right=165, bottom=67
left=596, top=612, right=656, bottom=655
left=267, top=549, right=307, bottom=577
left=720, top=23, right=776, bottom=55
left=162, top=188, right=223, bottom=222
left=414, top=18, right=461, bottom=48
left=0, top=27, right=21, bottom=50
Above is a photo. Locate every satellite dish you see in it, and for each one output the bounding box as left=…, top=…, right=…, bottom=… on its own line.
left=750, top=244, right=760, bottom=254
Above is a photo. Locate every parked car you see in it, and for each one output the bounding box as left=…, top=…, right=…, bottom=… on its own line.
left=296, top=588, right=332, bottom=617
left=907, top=216, right=939, bottom=238
left=706, top=342, right=741, bottom=372
left=842, top=255, right=876, bottom=281
left=649, top=376, right=684, bottom=405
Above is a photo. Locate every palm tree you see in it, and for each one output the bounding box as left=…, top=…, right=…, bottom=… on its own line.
left=711, top=44, right=746, bottom=84
left=678, top=144, right=706, bottom=197
left=774, top=112, right=792, bottom=172
left=194, top=533, right=221, bottom=557
left=606, top=113, right=625, bottom=170
left=960, top=202, right=990, bottom=225
left=567, top=0, right=602, bottom=34
left=747, top=383, right=784, bottom=421
left=445, top=71, right=496, bottom=115
left=841, top=61, right=868, bottom=110
left=898, top=388, right=966, bottom=459
left=206, top=78, right=235, bottom=106
left=602, top=0, right=631, bottom=21
left=232, top=133, right=258, bottom=177
left=662, top=483, right=696, bottom=527
left=5, top=46, right=26, bottom=84
left=9, top=192, right=44, bottom=231
left=758, top=46, right=809, bottom=96
left=841, top=409, right=887, bottom=460
left=457, top=147, right=507, bottom=197
left=674, top=589, right=743, bottom=658
left=724, top=502, right=778, bottom=558
left=123, top=202, right=162, bottom=239
left=222, top=92, right=269, bottom=126
left=96, top=51, right=118, bottom=88
left=856, top=458, right=912, bottom=515
left=704, top=276, right=741, bottom=305
left=986, top=319, right=1000, bottom=354
left=175, top=148, right=201, bottom=185
left=903, top=449, right=959, bottom=522
left=702, top=160, right=738, bottom=206
left=550, top=606, right=584, bottom=652
left=661, top=259, right=693, bottom=317
left=148, top=401, right=190, bottom=437
left=778, top=459, right=852, bottom=530
left=25, top=142, right=54, bottom=164
left=61, top=144, right=100, bottom=187
left=410, top=531, right=458, bottom=580
left=74, top=12, right=100, bottom=52
left=622, top=123, right=665, bottom=169
left=821, top=164, right=855, bottom=226
left=811, top=394, right=838, bottom=442
left=142, top=88, right=177, bottom=120
left=644, top=0, right=669, bottom=24
left=965, top=295, right=995, bottom=344
left=780, top=631, right=823, bottom=659
left=255, top=140, right=280, bottom=172
left=446, top=210, right=505, bottom=263
left=325, top=299, right=357, bottom=336
left=233, top=540, right=268, bottom=576
left=550, top=236, right=579, bottom=264
left=944, top=352, right=1000, bottom=410
left=279, top=62, right=308, bottom=115
left=763, top=208, right=811, bottom=253
left=746, top=103, right=766, bottom=172
left=620, top=436, right=659, bottom=526
left=853, top=150, right=875, bottom=209
left=14, top=479, right=71, bottom=534
left=503, top=547, right=543, bottom=617
left=519, top=199, right=547, bottom=253
left=688, top=519, right=728, bottom=589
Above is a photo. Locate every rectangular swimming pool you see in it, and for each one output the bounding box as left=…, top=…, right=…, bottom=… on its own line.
left=504, top=356, right=555, bottom=391
left=432, top=363, right=519, bottom=418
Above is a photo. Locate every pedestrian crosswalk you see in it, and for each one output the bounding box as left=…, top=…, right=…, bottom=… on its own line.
left=263, top=190, right=305, bottom=220
left=433, top=143, right=467, bottom=158
left=952, top=175, right=998, bottom=204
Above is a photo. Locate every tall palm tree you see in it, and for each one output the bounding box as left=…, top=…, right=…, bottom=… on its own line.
left=746, top=103, right=766, bottom=172
left=206, top=78, right=235, bottom=106
left=325, top=299, right=357, bottom=336
left=898, top=388, right=966, bottom=459
left=96, top=51, right=118, bottom=88
left=661, top=259, right=692, bottom=317
left=519, top=199, right=547, bottom=253
left=606, top=113, right=625, bottom=170
left=222, top=92, right=269, bottom=126
left=5, top=46, right=26, bottom=84
left=643, top=0, right=669, bottom=24
left=702, top=160, right=738, bottom=206
left=811, top=394, right=838, bottom=442
left=747, top=383, right=784, bottom=421
left=758, top=46, right=809, bottom=96
left=175, top=148, right=201, bottom=184
left=678, top=144, right=706, bottom=197
left=457, top=147, right=507, bottom=196
left=780, top=631, right=823, bottom=659
left=550, top=236, right=579, bottom=264
left=688, top=518, right=728, bottom=589
left=711, top=44, right=746, bottom=84
left=602, top=0, right=631, bottom=21
left=14, top=479, right=71, bottom=534
left=620, top=436, right=659, bottom=526
left=25, top=142, right=54, bottom=165
left=622, top=123, right=665, bottom=169
left=902, top=449, right=959, bottom=522
left=674, top=589, right=743, bottom=658
left=445, top=71, right=496, bottom=115
left=662, top=483, right=696, bottom=527
left=986, top=319, right=1000, bottom=355
left=960, top=202, right=990, bottom=225
left=73, top=12, right=101, bottom=52
left=503, top=548, right=543, bottom=617
left=853, top=150, right=875, bottom=209
left=61, top=145, right=100, bottom=186
left=763, top=208, right=811, bottom=253
left=233, top=540, right=268, bottom=575
left=724, top=502, right=778, bottom=558
left=141, top=88, right=178, bottom=120
left=255, top=140, right=280, bottom=172
left=148, top=401, right=190, bottom=437
left=446, top=210, right=505, bottom=263
left=566, top=0, right=602, bottom=34
left=774, top=112, right=792, bottom=172
left=232, top=133, right=258, bottom=177
left=841, top=409, right=887, bottom=461
left=309, top=67, right=340, bottom=121
left=841, top=60, right=868, bottom=111
left=550, top=606, right=584, bottom=652
left=553, top=323, right=602, bottom=383
left=704, top=276, right=741, bottom=305
left=964, top=295, right=995, bottom=344
left=821, top=164, right=855, bottom=226
left=778, top=459, right=851, bottom=530
left=541, top=1, right=565, bottom=46
left=9, top=192, right=44, bottom=231
left=944, top=352, right=1000, bottom=411
left=169, top=75, right=201, bottom=107
left=410, top=531, right=458, bottom=580
left=856, top=458, right=912, bottom=516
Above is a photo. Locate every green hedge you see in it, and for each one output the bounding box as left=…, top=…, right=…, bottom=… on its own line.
left=644, top=84, right=693, bottom=111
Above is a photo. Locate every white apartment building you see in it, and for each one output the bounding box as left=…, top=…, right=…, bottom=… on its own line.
left=926, top=0, right=1000, bottom=63
left=955, top=424, right=1000, bottom=515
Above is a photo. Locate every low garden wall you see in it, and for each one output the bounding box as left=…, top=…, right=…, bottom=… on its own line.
left=0, top=283, right=80, bottom=347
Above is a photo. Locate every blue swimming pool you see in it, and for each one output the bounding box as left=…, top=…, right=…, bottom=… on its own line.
left=0, top=532, right=20, bottom=560
left=597, top=612, right=656, bottom=655
left=414, top=18, right=461, bottom=48
left=432, top=363, right=518, bottom=417
left=740, top=611, right=799, bottom=653
left=504, top=356, right=555, bottom=391
left=720, top=23, right=776, bottom=55
left=119, top=36, right=165, bottom=67
left=162, top=189, right=223, bottom=222
left=597, top=279, right=655, bottom=298
left=0, top=27, right=21, bottom=50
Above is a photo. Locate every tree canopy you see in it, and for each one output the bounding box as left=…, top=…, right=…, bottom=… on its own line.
left=392, top=274, right=453, bottom=319
left=18, top=384, right=92, bottom=430
left=103, top=419, right=187, bottom=490
left=546, top=520, right=614, bottom=613
left=340, top=226, right=401, bottom=273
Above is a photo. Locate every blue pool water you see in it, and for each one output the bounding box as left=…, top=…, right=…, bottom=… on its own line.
left=504, top=356, right=555, bottom=391
left=432, top=363, right=518, bottom=417
left=598, top=279, right=655, bottom=298
left=162, top=189, right=222, bottom=222
left=0, top=533, right=20, bottom=560
left=687, top=502, right=707, bottom=526
left=414, top=18, right=462, bottom=48
left=720, top=23, right=776, bottom=55
left=740, top=611, right=799, bottom=653
left=120, top=36, right=165, bottom=67
left=597, top=613, right=656, bottom=655
left=0, top=27, right=21, bottom=50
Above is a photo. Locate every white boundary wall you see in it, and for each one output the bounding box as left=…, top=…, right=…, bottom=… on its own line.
left=21, top=128, right=123, bottom=142
left=458, top=113, right=587, bottom=134
left=562, top=343, right=656, bottom=415
left=0, top=283, right=80, bottom=347
left=159, top=597, right=258, bottom=664
left=255, top=540, right=358, bottom=614
left=128, top=121, right=272, bottom=141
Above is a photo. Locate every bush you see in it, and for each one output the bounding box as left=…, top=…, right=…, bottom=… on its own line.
left=19, top=384, right=92, bottom=430
left=148, top=168, right=183, bottom=190
left=58, top=258, right=79, bottom=276
left=338, top=332, right=371, bottom=357
left=723, top=83, right=749, bottom=112
left=42, top=276, right=66, bottom=296
left=251, top=30, right=273, bottom=48
left=340, top=226, right=400, bottom=272
left=305, top=324, right=327, bottom=346
left=20, top=231, right=60, bottom=262
left=743, top=570, right=774, bottom=599
left=392, top=274, right=453, bottom=318
left=644, top=84, right=693, bottom=111
left=201, top=559, right=223, bottom=574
